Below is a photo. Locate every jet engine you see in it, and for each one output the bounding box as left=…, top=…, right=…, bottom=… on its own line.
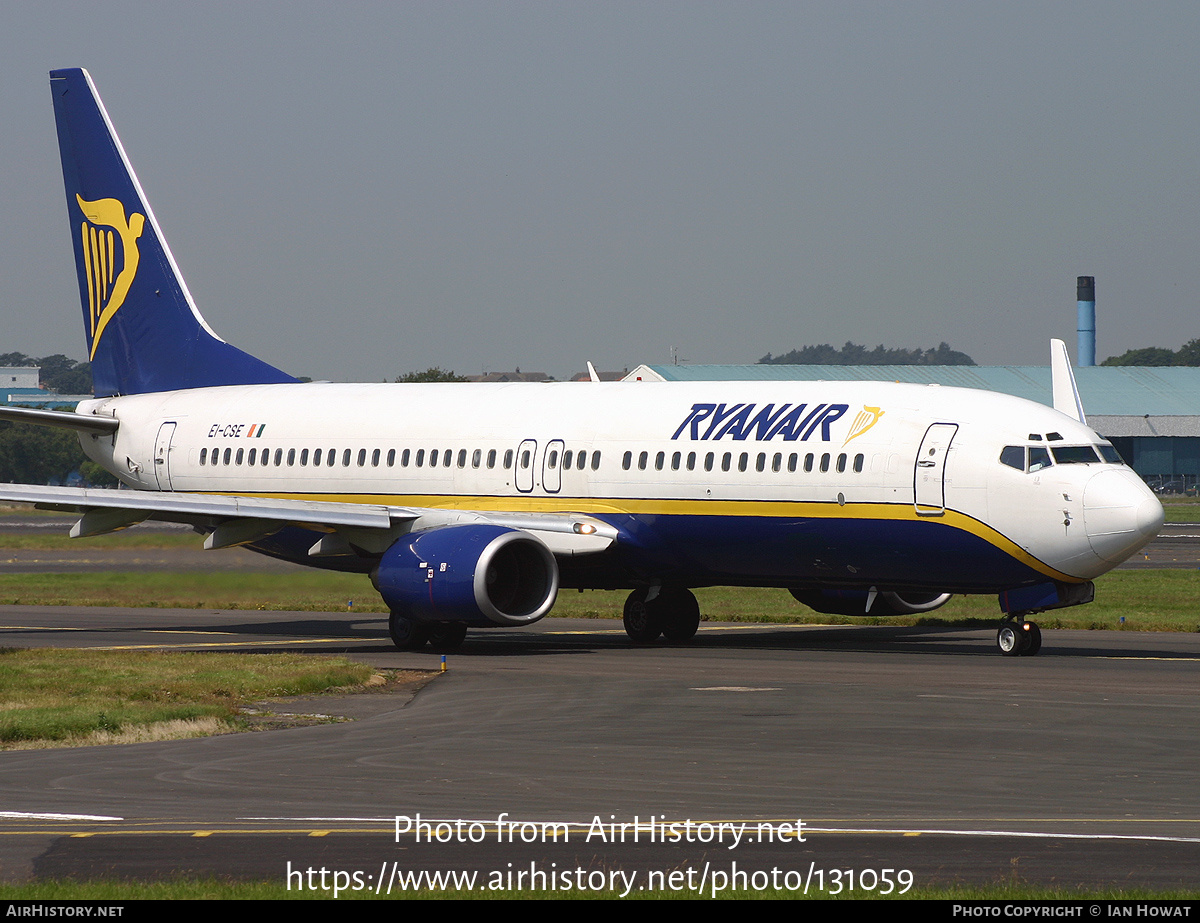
left=789, top=588, right=952, bottom=617
left=373, top=524, right=559, bottom=626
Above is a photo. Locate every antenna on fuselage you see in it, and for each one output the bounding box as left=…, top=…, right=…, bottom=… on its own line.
left=1050, top=338, right=1086, bottom=424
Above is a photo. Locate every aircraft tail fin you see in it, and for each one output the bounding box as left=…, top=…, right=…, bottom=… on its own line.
left=49, top=68, right=296, bottom=397
left=1050, top=338, right=1086, bottom=424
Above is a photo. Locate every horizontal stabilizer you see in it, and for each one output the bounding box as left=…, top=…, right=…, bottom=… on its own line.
left=0, top=405, right=118, bottom=435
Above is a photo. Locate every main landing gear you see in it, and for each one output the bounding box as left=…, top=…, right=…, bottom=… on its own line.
left=622, top=586, right=701, bottom=643
left=996, top=616, right=1041, bottom=657
left=388, top=611, right=468, bottom=652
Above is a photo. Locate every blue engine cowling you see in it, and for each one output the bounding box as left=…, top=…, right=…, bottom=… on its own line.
left=789, top=588, right=952, bottom=616
left=372, top=525, right=559, bottom=626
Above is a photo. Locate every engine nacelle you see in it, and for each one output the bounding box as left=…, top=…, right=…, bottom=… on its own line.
left=373, top=524, right=558, bottom=626
left=789, top=588, right=952, bottom=616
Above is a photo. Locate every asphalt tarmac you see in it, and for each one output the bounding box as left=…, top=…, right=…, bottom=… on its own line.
left=0, top=607, right=1197, bottom=893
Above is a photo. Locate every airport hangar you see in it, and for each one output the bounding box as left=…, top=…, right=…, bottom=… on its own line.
left=624, top=363, right=1200, bottom=493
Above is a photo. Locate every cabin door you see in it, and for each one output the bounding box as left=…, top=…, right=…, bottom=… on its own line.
left=515, top=439, right=537, bottom=493
left=153, top=422, right=177, bottom=491
left=913, top=423, right=958, bottom=515
left=542, top=439, right=565, bottom=494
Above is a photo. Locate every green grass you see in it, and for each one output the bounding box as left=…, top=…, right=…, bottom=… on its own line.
left=0, top=648, right=374, bottom=745
left=1161, top=498, right=1200, bottom=522
left=0, top=569, right=1196, bottom=632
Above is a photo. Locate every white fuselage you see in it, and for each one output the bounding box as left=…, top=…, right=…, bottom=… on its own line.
left=75, top=379, right=1163, bottom=593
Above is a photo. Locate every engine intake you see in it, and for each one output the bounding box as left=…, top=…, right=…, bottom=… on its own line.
left=373, top=525, right=558, bottom=626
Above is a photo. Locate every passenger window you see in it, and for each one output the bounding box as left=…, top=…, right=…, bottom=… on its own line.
left=853, top=454, right=864, bottom=473
left=655, top=451, right=665, bottom=471
left=472, top=449, right=481, bottom=468
left=199, top=448, right=207, bottom=465
left=804, top=453, right=814, bottom=473
left=738, top=452, right=748, bottom=472
left=287, top=448, right=295, bottom=466
left=671, top=451, right=681, bottom=471
left=372, top=448, right=380, bottom=467
left=820, top=453, right=830, bottom=473
left=577, top=451, right=587, bottom=470
left=299, top=449, right=308, bottom=466
left=486, top=449, right=496, bottom=468
left=521, top=450, right=531, bottom=468
left=836, top=453, right=846, bottom=473
left=787, top=453, right=797, bottom=473
left=504, top=449, right=513, bottom=469
left=548, top=450, right=558, bottom=469
left=755, top=453, right=765, bottom=473
left=388, top=449, right=396, bottom=466
left=249, top=448, right=257, bottom=465
left=638, top=451, right=648, bottom=470
left=416, top=449, right=425, bottom=467
left=430, top=449, right=439, bottom=467
left=223, top=448, right=231, bottom=465
left=562, top=450, right=572, bottom=470
left=358, top=449, right=367, bottom=466
left=704, top=452, right=714, bottom=472
left=686, top=452, right=696, bottom=471
left=402, top=449, right=410, bottom=467
left=591, top=452, right=601, bottom=470
left=457, top=449, right=466, bottom=468
left=342, top=449, right=351, bottom=466
left=772, top=453, right=782, bottom=473
left=313, top=448, right=321, bottom=466
left=721, top=453, right=732, bottom=472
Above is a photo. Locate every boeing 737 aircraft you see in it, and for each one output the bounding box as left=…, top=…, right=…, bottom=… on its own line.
left=0, top=69, right=1164, bottom=655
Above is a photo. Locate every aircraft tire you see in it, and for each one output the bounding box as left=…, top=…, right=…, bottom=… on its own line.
left=389, top=610, right=430, bottom=651
left=427, top=623, right=468, bottom=652
left=1020, top=622, right=1042, bottom=657
left=996, top=622, right=1029, bottom=657
left=623, top=589, right=663, bottom=643
left=660, top=587, right=701, bottom=642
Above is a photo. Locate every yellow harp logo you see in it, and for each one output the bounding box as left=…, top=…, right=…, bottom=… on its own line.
left=842, top=405, right=885, bottom=447
left=77, top=194, right=145, bottom=359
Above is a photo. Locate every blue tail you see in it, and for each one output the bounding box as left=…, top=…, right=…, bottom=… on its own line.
left=50, top=69, right=296, bottom=397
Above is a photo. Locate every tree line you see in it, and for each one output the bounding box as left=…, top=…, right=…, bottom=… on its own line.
left=1101, top=339, right=1200, bottom=367
left=759, top=342, right=976, bottom=366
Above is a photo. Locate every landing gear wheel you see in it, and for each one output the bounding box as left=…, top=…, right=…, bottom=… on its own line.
left=389, top=610, right=429, bottom=651
left=997, top=622, right=1029, bottom=657
left=1020, top=622, right=1042, bottom=657
left=426, top=623, right=468, bottom=652
left=660, top=587, right=701, bottom=642
left=623, top=589, right=663, bottom=642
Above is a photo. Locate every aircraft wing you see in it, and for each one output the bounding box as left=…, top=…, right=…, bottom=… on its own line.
left=0, top=484, right=617, bottom=555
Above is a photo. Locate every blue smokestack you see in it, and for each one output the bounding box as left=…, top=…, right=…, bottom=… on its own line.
left=1077, top=276, right=1096, bottom=367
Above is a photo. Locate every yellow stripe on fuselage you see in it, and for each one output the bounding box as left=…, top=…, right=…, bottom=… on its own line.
left=198, top=490, right=1080, bottom=584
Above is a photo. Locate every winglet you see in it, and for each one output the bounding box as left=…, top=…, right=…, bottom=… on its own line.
left=1050, top=338, right=1086, bottom=424
left=586, top=361, right=600, bottom=383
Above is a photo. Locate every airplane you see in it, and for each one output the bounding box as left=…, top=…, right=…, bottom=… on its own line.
left=0, top=68, right=1164, bottom=656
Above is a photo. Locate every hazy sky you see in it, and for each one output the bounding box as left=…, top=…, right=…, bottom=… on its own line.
left=2, top=2, right=1197, bottom=381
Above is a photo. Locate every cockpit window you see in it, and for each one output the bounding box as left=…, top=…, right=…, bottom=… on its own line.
left=1000, top=446, right=1025, bottom=470
left=1028, top=446, right=1053, bottom=472
left=1051, top=445, right=1100, bottom=465
left=1097, top=444, right=1123, bottom=464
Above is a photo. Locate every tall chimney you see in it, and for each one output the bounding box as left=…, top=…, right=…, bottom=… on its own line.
left=1077, top=276, right=1096, bottom=367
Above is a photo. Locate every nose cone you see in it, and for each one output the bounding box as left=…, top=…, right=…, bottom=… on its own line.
left=1083, top=469, right=1164, bottom=566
